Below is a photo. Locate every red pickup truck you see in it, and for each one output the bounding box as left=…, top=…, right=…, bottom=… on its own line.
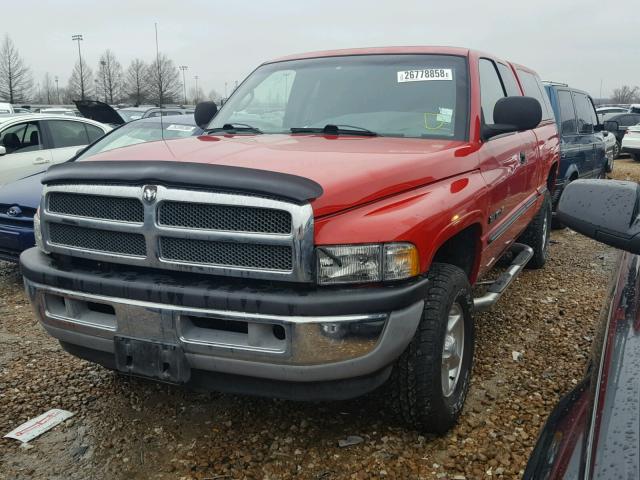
left=21, top=46, right=559, bottom=433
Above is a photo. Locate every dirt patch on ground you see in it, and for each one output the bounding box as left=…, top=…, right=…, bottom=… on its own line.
left=2, top=157, right=637, bottom=479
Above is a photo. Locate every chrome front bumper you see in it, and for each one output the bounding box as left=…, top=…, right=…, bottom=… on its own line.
left=25, top=279, right=423, bottom=383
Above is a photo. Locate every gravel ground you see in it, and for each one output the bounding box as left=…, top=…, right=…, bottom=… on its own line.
left=1, top=159, right=637, bottom=479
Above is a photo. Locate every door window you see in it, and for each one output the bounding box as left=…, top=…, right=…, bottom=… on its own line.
left=618, top=115, right=640, bottom=127
left=46, top=120, right=90, bottom=148
left=0, top=122, right=42, bottom=154
left=573, top=93, right=597, bottom=134
left=557, top=90, right=577, bottom=135
left=496, top=63, right=521, bottom=96
left=479, top=59, right=505, bottom=124
left=85, top=124, right=105, bottom=143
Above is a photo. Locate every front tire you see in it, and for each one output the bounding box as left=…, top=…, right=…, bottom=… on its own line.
left=519, top=191, right=552, bottom=269
left=390, top=263, right=474, bottom=434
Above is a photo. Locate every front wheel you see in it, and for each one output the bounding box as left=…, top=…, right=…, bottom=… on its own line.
left=519, top=191, right=552, bottom=269
left=390, top=263, right=474, bottom=434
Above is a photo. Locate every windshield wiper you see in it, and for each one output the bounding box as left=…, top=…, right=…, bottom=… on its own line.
left=290, top=124, right=378, bottom=136
left=206, top=123, right=263, bottom=134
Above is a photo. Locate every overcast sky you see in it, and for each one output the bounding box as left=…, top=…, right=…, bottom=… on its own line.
left=5, top=0, right=638, bottom=99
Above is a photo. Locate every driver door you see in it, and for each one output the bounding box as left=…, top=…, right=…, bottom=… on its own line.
left=0, top=121, right=52, bottom=186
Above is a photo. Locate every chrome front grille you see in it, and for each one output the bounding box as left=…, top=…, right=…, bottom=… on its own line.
left=40, top=184, right=314, bottom=281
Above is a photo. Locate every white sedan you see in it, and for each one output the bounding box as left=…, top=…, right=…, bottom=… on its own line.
left=0, top=114, right=111, bottom=185
left=622, top=124, right=640, bottom=162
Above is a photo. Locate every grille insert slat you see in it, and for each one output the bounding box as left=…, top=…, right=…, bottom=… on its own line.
left=48, top=193, right=144, bottom=223
left=158, top=202, right=292, bottom=234
left=160, top=237, right=292, bottom=271
left=49, top=223, right=147, bottom=256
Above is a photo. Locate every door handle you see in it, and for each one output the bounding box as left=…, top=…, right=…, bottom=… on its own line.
left=519, top=152, right=527, bottom=164
left=33, top=157, right=50, bottom=165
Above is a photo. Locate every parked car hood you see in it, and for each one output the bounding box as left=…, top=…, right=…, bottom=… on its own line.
left=83, top=134, right=476, bottom=217
left=0, top=171, right=45, bottom=211
left=74, top=100, right=125, bottom=126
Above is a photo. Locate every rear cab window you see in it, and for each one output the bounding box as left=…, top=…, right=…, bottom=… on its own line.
left=516, top=69, right=554, bottom=121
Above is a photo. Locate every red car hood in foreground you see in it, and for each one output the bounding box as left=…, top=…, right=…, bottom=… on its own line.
left=86, top=134, right=473, bottom=217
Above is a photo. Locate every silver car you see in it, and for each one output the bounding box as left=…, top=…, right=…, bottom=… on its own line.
left=0, top=114, right=111, bottom=185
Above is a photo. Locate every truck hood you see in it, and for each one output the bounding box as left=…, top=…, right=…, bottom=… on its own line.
left=85, top=134, right=475, bottom=217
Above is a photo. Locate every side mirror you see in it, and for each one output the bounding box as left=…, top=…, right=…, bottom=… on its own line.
left=194, top=101, right=218, bottom=129
left=0, top=145, right=5, bottom=156
left=557, top=179, right=640, bottom=254
left=482, top=96, right=542, bottom=140
left=603, top=120, right=619, bottom=132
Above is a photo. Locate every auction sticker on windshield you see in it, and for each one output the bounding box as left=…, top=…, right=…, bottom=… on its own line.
left=167, top=124, right=196, bottom=132
left=397, top=69, right=453, bottom=83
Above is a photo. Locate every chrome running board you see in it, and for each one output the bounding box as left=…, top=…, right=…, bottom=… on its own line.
left=473, top=243, right=534, bottom=312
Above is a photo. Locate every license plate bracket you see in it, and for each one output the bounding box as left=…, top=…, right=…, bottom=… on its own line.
left=114, top=337, right=190, bottom=384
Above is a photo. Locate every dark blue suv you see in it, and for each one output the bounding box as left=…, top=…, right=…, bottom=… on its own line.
left=544, top=83, right=608, bottom=215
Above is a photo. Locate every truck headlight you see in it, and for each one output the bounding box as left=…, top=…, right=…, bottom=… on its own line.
left=33, top=208, right=48, bottom=253
left=316, top=243, right=419, bottom=285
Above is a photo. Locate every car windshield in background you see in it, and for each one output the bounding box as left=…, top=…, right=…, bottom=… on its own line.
left=76, top=120, right=197, bottom=160
left=117, top=109, right=146, bottom=121
left=210, top=54, right=469, bottom=140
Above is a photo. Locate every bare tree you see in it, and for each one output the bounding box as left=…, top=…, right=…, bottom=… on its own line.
left=611, top=85, right=640, bottom=104
left=146, top=53, right=181, bottom=105
left=42, top=73, right=56, bottom=104
left=0, top=35, right=33, bottom=103
left=97, top=50, right=123, bottom=104
left=68, top=59, right=94, bottom=101
left=124, top=59, right=148, bottom=105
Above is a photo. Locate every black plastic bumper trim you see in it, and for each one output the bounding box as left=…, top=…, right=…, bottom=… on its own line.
left=59, top=341, right=391, bottom=401
left=20, top=248, right=429, bottom=316
left=42, top=161, right=324, bottom=204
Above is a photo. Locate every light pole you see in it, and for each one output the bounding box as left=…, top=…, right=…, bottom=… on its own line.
left=100, top=60, right=107, bottom=103
left=179, top=65, right=188, bottom=105
left=71, top=34, right=85, bottom=100
left=225, top=81, right=228, bottom=99
left=194, top=75, right=199, bottom=103
left=55, top=76, right=60, bottom=104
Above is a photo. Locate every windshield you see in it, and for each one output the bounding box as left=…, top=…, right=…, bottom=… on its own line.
left=117, top=109, right=146, bottom=121
left=210, top=54, right=469, bottom=140
left=76, top=119, right=197, bottom=160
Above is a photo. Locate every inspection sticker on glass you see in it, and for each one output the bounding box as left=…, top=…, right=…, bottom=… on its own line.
left=166, top=124, right=196, bottom=132
left=437, top=107, right=453, bottom=123
left=397, top=68, right=452, bottom=83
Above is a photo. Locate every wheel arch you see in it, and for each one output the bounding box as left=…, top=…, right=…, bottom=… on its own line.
left=429, top=222, right=483, bottom=284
